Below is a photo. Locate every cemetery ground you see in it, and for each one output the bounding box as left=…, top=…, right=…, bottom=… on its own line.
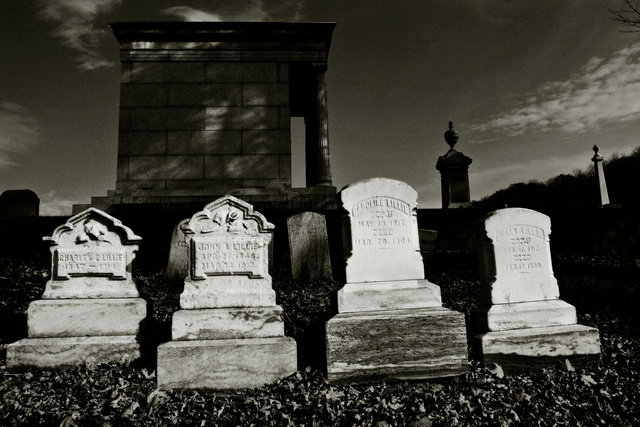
left=0, top=239, right=639, bottom=426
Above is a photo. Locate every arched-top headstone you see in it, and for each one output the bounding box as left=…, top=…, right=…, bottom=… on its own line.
left=41, top=207, right=142, bottom=299
left=476, top=207, right=558, bottom=305
left=0, top=189, right=40, bottom=218
left=339, top=177, right=423, bottom=283
left=287, top=211, right=332, bottom=282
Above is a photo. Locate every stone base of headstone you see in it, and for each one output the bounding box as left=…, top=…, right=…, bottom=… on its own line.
left=325, top=307, right=468, bottom=384
left=157, top=337, right=297, bottom=390
left=470, top=300, right=577, bottom=332
left=337, top=279, right=442, bottom=312
left=179, top=277, right=276, bottom=309
left=6, top=336, right=142, bottom=369
left=171, top=307, right=285, bottom=340
left=27, top=298, right=147, bottom=337
left=472, top=324, right=600, bottom=374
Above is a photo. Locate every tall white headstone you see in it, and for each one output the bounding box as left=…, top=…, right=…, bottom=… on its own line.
left=325, top=178, right=467, bottom=384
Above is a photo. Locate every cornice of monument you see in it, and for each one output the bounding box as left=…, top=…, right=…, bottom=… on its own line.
left=110, top=21, right=336, bottom=62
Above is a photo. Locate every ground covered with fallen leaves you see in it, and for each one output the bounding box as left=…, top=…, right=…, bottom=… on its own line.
left=1, top=250, right=639, bottom=426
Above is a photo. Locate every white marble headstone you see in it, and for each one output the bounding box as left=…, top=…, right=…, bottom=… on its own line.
left=477, top=208, right=559, bottom=305
left=41, top=208, right=142, bottom=299
left=339, top=178, right=423, bottom=283
left=179, top=195, right=276, bottom=309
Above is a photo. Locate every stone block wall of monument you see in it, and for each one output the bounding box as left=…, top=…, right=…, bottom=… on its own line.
left=76, top=22, right=338, bottom=215
left=116, top=60, right=291, bottom=191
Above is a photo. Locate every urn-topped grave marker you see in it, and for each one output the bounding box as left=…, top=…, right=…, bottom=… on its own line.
left=471, top=208, right=600, bottom=373
left=7, top=208, right=146, bottom=369
left=157, top=195, right=296, bottom=390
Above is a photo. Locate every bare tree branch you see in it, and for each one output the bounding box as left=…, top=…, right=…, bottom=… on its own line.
left=610, top=0, right=640, bottom=31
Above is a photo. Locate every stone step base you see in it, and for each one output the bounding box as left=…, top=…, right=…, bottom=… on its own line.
left=171, top=307, right=284, bottom=340
left=157, top=336, right=297, bottom=390
left=6, top=336, right=142, bottom=370
left=337, top=279, right=442, bottom=313
left=325, top=307, right=468, bottom=384
left=472, top=324, right=601, bottom=374
left=28, top=298, right=147, bottom=338
left=470, top=299, right=577, bottom=332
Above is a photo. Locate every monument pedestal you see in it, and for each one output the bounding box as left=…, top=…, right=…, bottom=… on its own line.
left=472, top=324, right=600, bottom=374
left=157, top=337, right=297, bottom=390
left=326, top=307, right=468, bottom=384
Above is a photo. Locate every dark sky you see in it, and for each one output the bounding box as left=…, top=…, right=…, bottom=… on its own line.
left=1, top=0, right=639, bottom=214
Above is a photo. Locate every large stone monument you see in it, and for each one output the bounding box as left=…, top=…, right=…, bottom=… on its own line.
left=436, top=122, right=473, bottom=208
left=325, top=178, right=468, bottom=384
left=471, top=208, right=600, bottom=373
left=6, top=208, right=146, bottom=369
left=74, top=22, right=338, bottom=215
left=157, top=195, right=296, bottom=389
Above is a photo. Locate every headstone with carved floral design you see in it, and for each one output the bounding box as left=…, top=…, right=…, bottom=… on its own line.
left=324, top=178, right=468, bottom=384
left=157, top=195, right=296, bottom=390
left=471, top=208, right=600, bottom=373
left=6, top=208, right=146, bottom=370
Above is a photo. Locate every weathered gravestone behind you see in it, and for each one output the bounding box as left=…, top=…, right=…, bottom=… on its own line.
left=164, top=218, right=189, bottom=285
left=157, top=196, right=296, bottom=390
left=325, top=178, right=467, bottom=384
left=287, top=212, right=332, bottom=282
left=471, top=208, right=600, bottom=373
left=6, top=208, right=146, bottom=369
left=0, top=189, right=39, bottom=218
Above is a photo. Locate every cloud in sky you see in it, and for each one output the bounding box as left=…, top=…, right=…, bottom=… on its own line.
left=470, top=42, right=640, bottom=139
left=0, top=100, right=42, bottom=169
left=37, top=0, right=123, bottom=71
left=162, top=1, right=303, bottom=22
left=39, top=191, right=78, bottom=216
left=162, top=6, right=222, bottom=22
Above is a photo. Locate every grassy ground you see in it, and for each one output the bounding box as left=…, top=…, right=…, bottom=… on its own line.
left=1, top=250, right=639, bottom=426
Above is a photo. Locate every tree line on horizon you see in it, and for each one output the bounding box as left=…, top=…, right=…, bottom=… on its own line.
left=472, top=146, right=640, bottom=212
